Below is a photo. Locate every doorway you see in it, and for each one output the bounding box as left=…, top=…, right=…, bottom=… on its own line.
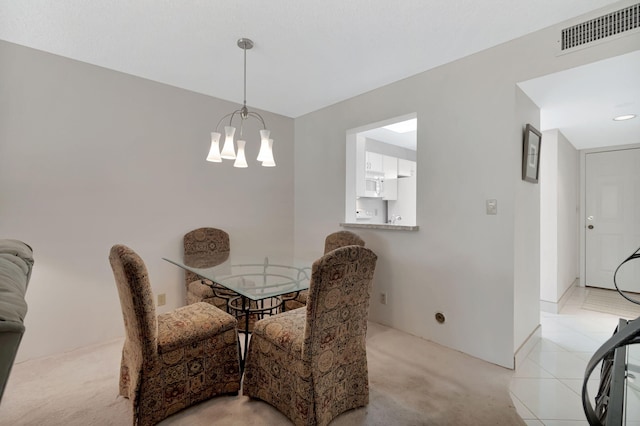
left=517, top=50, right=640, bottom=308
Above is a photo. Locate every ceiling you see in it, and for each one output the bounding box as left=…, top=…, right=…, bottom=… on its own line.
left=518, top=49, right=640, bottom=150
left=0, top=1, right=637, bottom=150
left=360, top=127, right=417, bottom=152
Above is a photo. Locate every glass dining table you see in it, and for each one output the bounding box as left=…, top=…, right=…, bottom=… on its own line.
left=163, top=254, right=311, bottom=369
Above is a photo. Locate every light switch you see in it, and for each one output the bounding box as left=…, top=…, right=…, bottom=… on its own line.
left=486, top=199, right=497, bottom=215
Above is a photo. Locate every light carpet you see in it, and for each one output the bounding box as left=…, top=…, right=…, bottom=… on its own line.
left=581, top=287, right=640, bottom=319
left=0, top=322, right=524, bottom=425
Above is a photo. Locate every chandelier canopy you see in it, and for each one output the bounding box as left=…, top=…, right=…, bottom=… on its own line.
left=206, top=38, right=275, bottom=168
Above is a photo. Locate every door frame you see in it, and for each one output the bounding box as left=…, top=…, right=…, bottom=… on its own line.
left=579, top=142, right=640, bottom=288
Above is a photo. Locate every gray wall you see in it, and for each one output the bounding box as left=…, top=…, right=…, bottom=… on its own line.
left=0, top=40, right=295, bottom=361
left=293, top=0, right=640, bottom=367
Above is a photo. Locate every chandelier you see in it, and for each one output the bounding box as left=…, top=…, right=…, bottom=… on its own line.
left=206, top=38, right=275, bottom=168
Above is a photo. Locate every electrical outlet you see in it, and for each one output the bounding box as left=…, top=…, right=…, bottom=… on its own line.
left=157, top=293, right=166, bottom=306
left=380, top=292, right=387, bottom=305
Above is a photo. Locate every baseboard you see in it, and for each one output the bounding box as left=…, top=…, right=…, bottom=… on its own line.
left=514, top=324, right=541, bottom=369
left=540, top=279, right=578, bottom=314
left=540, top=300, right=560, bottom=314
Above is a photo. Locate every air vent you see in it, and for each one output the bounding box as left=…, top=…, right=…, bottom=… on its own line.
left=561, top=3, right=640, bottom=50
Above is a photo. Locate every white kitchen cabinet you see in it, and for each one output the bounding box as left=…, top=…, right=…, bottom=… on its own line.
left=361, top=153, right=400, bottom=199
left=381, top=155, right=398, bottom=200
left=357, top=151, right=384, bottom=198
left=398, top=159, right=416, bottom=177
left=365, top=151, right=384, bottom=174
left=383, top=155, right=398, bottom=178
left=382, top=178, right=397, bottom=201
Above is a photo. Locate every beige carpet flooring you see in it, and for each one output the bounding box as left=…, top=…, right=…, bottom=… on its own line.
left=581, top=287, right=640, bottom=319
left=0, top=322, right=524, bottom=425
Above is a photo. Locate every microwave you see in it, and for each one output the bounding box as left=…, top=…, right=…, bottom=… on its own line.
left=365, top=177, right=381, bottom=196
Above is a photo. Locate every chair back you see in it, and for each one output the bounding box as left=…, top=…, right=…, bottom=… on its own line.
left=303, top=245, right=377, bottom=362
left=183, top=227, right=230, bottom=285
left=109, top=244, right=157, bottom=359
left=324, top=230, right=365, bottom=254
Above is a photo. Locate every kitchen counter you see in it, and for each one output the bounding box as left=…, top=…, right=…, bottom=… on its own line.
left=340, top=222, right=419, bottom=231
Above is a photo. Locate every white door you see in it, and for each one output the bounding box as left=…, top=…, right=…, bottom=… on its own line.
left=585, top=148, right=640, bottom=291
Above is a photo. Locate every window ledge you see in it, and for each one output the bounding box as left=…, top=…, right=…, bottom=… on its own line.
left=340, top=222, right=419, bottom=231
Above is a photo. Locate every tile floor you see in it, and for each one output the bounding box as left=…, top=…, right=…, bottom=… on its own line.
left=510, top=285, right=640, bottom=425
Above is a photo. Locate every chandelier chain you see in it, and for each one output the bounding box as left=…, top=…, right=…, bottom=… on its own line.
left=243, top=43, right=247, bottom=111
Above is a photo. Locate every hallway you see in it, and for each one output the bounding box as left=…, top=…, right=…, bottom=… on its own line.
left=511, top=285, right=640, bottom=425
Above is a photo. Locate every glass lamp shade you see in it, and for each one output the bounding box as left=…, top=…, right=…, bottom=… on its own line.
left=220, top=126, right=237, bottom=159
left=233, top=140, right=248, bottom=168
left=256, top=129, right=271, bottom=162
left=261, top=139, right=276, bottom=167
left=206, top=132, right=222, bottom=162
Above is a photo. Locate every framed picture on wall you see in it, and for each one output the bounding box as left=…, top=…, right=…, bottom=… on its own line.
left=522, top=123, right=542, bottom=183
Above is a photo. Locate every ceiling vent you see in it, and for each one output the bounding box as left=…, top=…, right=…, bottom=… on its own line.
left=561, top=3, right=640, bottom=51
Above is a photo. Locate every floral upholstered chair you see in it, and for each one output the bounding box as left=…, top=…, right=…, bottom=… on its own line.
left=323, top=230, right=365, bottom=254
left=184, top=227, right=261, bottom=332
left=284, top=230, right=365, bottom=311
left=243, top=245, right=378, bottom=426
left=183, top=227, right=235, bottom=310
left=109, top=244, right=241, bottom=426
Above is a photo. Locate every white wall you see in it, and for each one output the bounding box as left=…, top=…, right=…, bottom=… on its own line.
left=295, top=55, right=524, bottom=369
left=514, top=89, right=542, bottom=355
left=0, top=40, right=295, bottom=361
left=540, top=131, right=559, bottom=302
left=293, top=1, right=640, bottom=368
left=557, top=132, right=580, bottom=298
left=540, top=130, right=579, bottom=309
